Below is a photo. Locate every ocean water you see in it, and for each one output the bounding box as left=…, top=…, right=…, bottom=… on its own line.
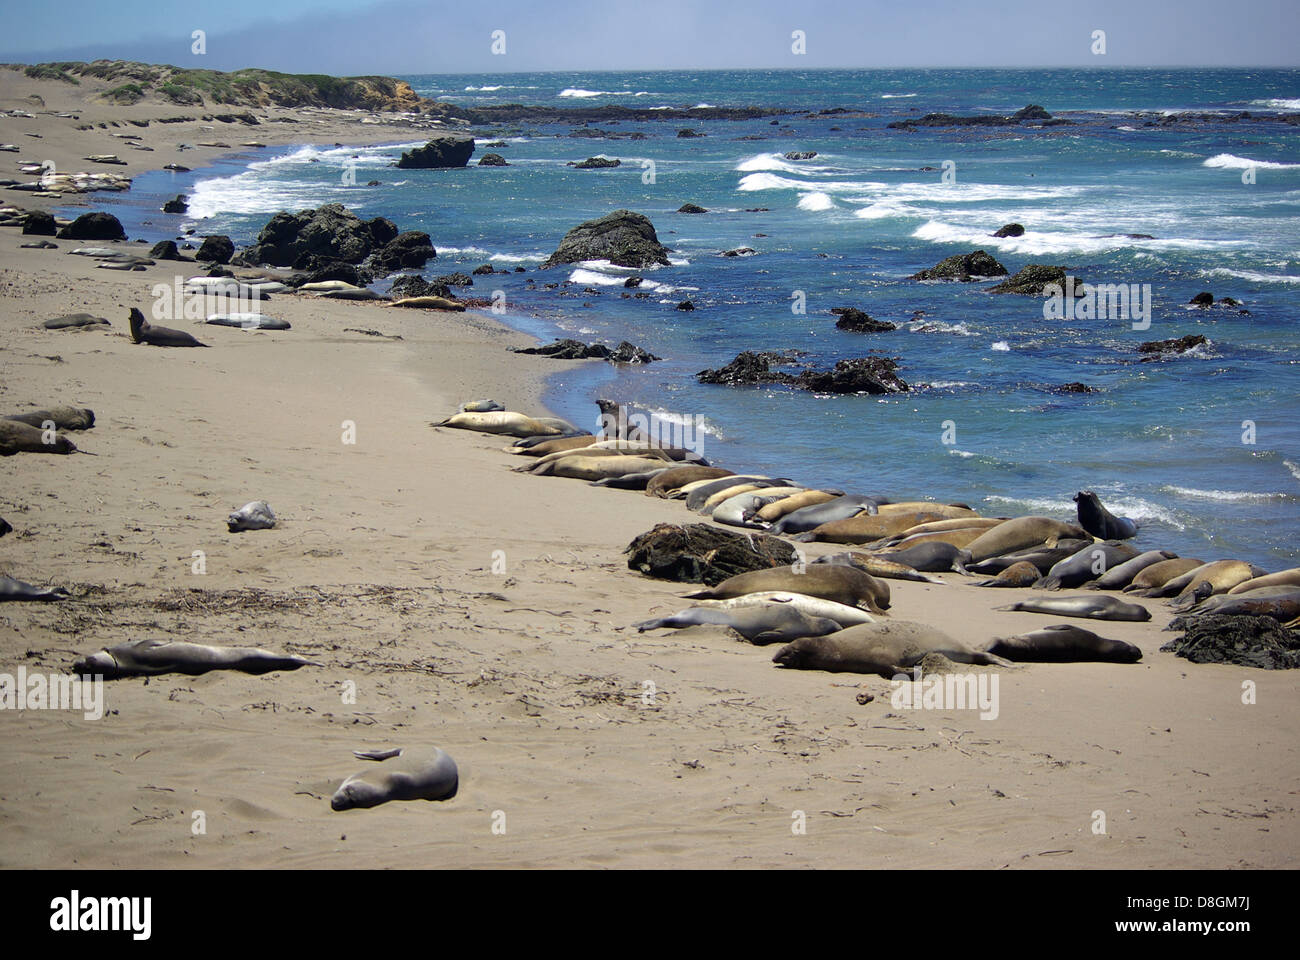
left=104, top=69, right=1300, bottom=569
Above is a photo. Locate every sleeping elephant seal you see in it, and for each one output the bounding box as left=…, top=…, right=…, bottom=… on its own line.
left=3, top=406, right=95, bottom=431
left=997, top=595, right=1152, bottom=622
left=1075, top=491, right=1139, bottom=540
left=0, top=420, right=79, bottom=455
left=434, top=411, right=561, bottom=437
left=973, top=561, right=1041, bottom=587
left=73, top=639, right=318, bottom=679
left=965, top=540, right=1093, bottom=576
left=646, top=465, right=734, bottom=498
left=634, top=604, right=842, bottom=644
left=986, top=624, right=1142, bottom=663
left=811, top=552, right=946, bottom=584
left=1227, top=568, right=1300, bottom=595
left=1123, top=557, right=1205, bottom=594
left=754, top=489, right=842, bottom=523
left=510, top=435, right=599, bottom=458
left=461, top=399, right=505, bottom=413
left=797, top=510, right=951, bottom=545
left=1086, top=550, right=1179, bottom=590
left=589, top=467, right=672, bottom=489
left=331, top=746, right=459, bottom=810
left=0, top=575, right=68, bottom=602
left=684, top=476, right=778, bottom=511
left=129, top=308, right=208, bottom=347
left=1149, top=559, right=1266, bottom=601
left=1033, top=541, right=1140, bottom=590
left=1184, top=588, right=1300, bottom=622
left=965, top=517, right=1092, bottom=563
left=769, top=495, right=882, bottom=535
left=228, top=500, right=276, bottom=532
left=528, top=454, right=669, bottom=481
left=772, top=621, right=1011, bottom=678
left=687, top=592, right=876, bottom=627
left=684, top=564, right=890, bottom=612
left=878, top=541, right=972, bottom=574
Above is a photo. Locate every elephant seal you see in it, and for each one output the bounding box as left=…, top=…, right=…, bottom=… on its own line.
left=1033, top=541, right=1140, bottom=590
left=1086, top=550, right=1179, bottom=590
left=205, top=314, right=291, bottom=330
left=1150, top=560, right=1265, bottom=601
left=705, top=486, right=806, bottom=518
left=592, top=439, right=705, bottom=463
left=1227, top=568, right=1300, bottom=595
left=973, top=561, right=1041, bottom=587
left=755, top=489, right=841, bottom=523
left=880, top=526, right=992, bottom=552
left=0, top=575, right=68, bottom=602
left=811, top=552, right=946, bottom=584
left=1183, top=590, right=1300, bottom=623
left=986, top=624, right=1142, bottom=663
left=878, top=541, right=971, bottom=574
left=511, top=435, right=599, bottom=457
left=769, top=495, right=882, bottom=535
left=683, top=476, right=776, bottom=511
left=1075, top=491, right=1139, bottom=540
left=322, top=288, right=385, bottom=301
left=129, top=308, right=208, bottom=347
left=3, top=406, right=95, bottom=430
left=965, top=540, right=1093, bottom=576
left=462, top=399, right=505, bottom=413
left=595, top=398, right=653, bottom=442
left=0, top=517, right=11, bottom=537
left=798, top=510, right=950, bottom=545
left=687, top=592, right=877, bottom=627
left=997, top=595, right=1152, bottom=622
left=589, top=467, right=672, bottom=489
left=390, top=296, right=464, bottom=311
left=44, top=313, right=109, bottom=329
left=965, top=517, right=1091, bottom=563
left=646, top=465, right=733, bottom=497
left=331, top=747, right=459, bottom=810
left=877, top=517, right=1006, bottom=547
left=1123, top=557, right=1205, bottom=594
left=685, top=564, right=890, bottom=612
left=434, top=411, right=561, bottom=437
left=634, top=604, right=842, bottom=644
left=73, top=639, right=317, bottom=679
left=518, top=446, right=666, bottom=472
left=228, top=500, right=276, bottom=532
left=773, top=621, right=1011, bottom=677
left=530, top=454, right=672, bottom=481
left=0, top=420, right=79, bottom=455
left=875, top=502, right=977, bottom=520
left=711, top=491, right=790, bottom=528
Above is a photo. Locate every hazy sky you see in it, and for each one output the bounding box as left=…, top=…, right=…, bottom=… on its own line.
left=1, top=0, right=1297, bottom=73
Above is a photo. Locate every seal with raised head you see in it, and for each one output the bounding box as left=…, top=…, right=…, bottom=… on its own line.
left=129, top=308, right=208, bottom=347
left=595, top=398, right=651, bottom=442
left=331, top=747, right=459, bottom=810
left=73, top=639, right=317, bottom=678
left=997, top=595, right=1152, bottom=622
left=0, top=575, right=68, bottom=602
left=684, top=564, right=890, bottom=612
left=228, top=500, right=276, bottom=532
left=985, top=624, right=1142, bottom=663
left=1033, top=541, right=1140, bottom=590
left=634, top=604, right=842, bottom=644
left=1074, top=490, right=1138, bottom=540
left=772, top=621, right=1011, bottom=677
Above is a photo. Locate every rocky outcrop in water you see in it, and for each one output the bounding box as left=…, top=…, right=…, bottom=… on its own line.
left=241, top=204, right=433, bottom=277
left=514, top=339, right=660, bottom=363
left=1138, top=334, right=1209, bottom=358
left=988, top=264, right=1081, bottom=295
left=542, top=210, right=671, bottom=269
left=396, top=135, right=475, bottom=169
left=992, top=222, right=1024, bottom=237
left=909, top=250, right=1007, bottom=281
left=889, top=104, right=1064, bottom=128
left=833, top=308, right=896, bottom=332
left=697, top=352, right=908, bottom=394
left=569, top=156, right=621, bottom=169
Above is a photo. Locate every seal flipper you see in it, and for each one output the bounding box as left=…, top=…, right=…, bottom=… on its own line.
left=354, top=748, right=403, bottom=762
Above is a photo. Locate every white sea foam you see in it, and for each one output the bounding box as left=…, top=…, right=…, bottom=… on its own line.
left=1203, top=153, right=1300, bottom=171
left=1251, top=98, right=1300, bottom=110
left=643, top=407, right=726, bottom=439
left=1160, top=485, right=1293, bottom=503
left=436, top=245, right=546, bottom=264
left=880, top=93, right=917, bottom=99
left=908, top=319, right=975, bottom=336
left=912, top=219, right=1245, bottom=255
left=797, top=191, right=834, bottom=211
left=465, top=85, right=503, bottom=92
left=735, top=153, right=832, bottom=175
left=948, top=449, right=977, bottom=458
left=1199, top=267, right=1300, bottom=285
left=990, top=341, right=1011, bottom=352
left=1285, top=460, right=1300, bottom=481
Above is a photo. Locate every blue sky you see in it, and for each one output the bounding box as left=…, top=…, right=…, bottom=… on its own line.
left=1, top=0, right=1297, bottom=72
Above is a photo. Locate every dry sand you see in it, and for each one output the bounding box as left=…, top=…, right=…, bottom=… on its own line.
left=1, top=73, right=1297, bottom=869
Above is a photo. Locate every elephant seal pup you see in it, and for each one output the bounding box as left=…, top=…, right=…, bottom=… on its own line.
left=685, top=564, right=890, bottom=612
left=646, top=465, right=733, bottom=497
left=3, top=406, right=95, bottom=430
left=73, top=638, right=317, bottom=679
left=773, top=621, right=1011, bottom=678
left=811, top=552, right=945, bottom=584
left=1075, top=490, right=1139, bottom=540
left=688, top=592, right=876, bottom=627
left=1123, top=557, right=1205, bottom=594
left=997, top=595, right=1152, bottom=622
left=634, top=604, right=842, bottom=644
left=1227, top=568, right=1300, bottom=595
left=589, top=467, right=672, bottom=489
left=877, top=541, right=971, bottom=574
left=331, top=747, right=459, bottom=810
left=965, top=540, right=1093, bottom=576
left=986, top=624, right=1142, bottom=663
left=0, top=575, right=68, bottom=602
left=228, top=500, right=276, bottom=532
left=769, top=495, right=883, bottom=535
left=973, top=561, right=1042, bottom=588
left=1086, top=550, right=1179, bottom=590
left=0, top=420, right=78, bottom=455
left=434, top=411, right=561, bottom=437
left=965, top=516, right=1092, bottom=563
left=129, top=308, right=208, bottom=347
left=1033, top=541, right=1140, bottom=590
left=461, top=399, right=505, bottom=413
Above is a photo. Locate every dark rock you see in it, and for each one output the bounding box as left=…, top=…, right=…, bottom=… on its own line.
left=989, top=264, right=1080, bottom=296
left=389, top=275, right=452, bottom=300
left=197, top=235, right=234, bottom=264
left=624, top=522, right=797, bottom=586
left=148, top=240, right=182, bottom=260
left=369, top=231, right=436, bottom=274
left=720, top=247, right=756, bottom=257
left=478, top=153, right=509, bottom=166
left=366, top=217, right=399, bottom=246
left=543, top=209, right=671, bottom=269
left=624, top=276, right=643, bottom=288
left=833, top=308, right=897, bottom=333
left=57, top=212, right=125, bottom=241
left=677, top=203, right=707, bottom=214
left=21, top=211, right=57, bottom=235
left=909, top=250, right=1008, bottom=282
left=697, top=351, right=794, bottom=386
left=676, top=128, right=704, bottom=138
left=366, top=180, right=381, bottom=186
left=1012, top=104, right=1052, bottom=121
left=992, top=222, right=1024, bottom=238
left=472, top=264, right=495, bottom=275
left=784, top=151, right=817, bottom=160
left=515, top=339, right=611, bottom=360
left=1055, top=382, right=1095, bottom=394
left=795, top=356, right=908, bottom=394
left=1138, top=334, right=1209, bottom=357
left=1217, top=296, right=1240, bottom=307
left=395, top=135, right=475, bottom=169
left=889, top=105, right=1058, bottom=129
left=162, top=194, right=188, bottom=214
left=569, top=156, right=621, bottom=169
left=244, top=204, right=375, bottom=267
left=1189, top=291, right=1215, bottom=307
left=608, top=341, right=661, bottom=363
left=1160, top=615, right=1300, bottom=669
left=676, top=300, right=695, bottom=311
left=206, top=266, right=234, bottom=278
left=435, top=272, right=474, bottom=287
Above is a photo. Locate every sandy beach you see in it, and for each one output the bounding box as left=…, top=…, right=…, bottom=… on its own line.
left=1, top=70, right=1297, bottom=871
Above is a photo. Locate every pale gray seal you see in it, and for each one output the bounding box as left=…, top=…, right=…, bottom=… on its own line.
left=73, top=639, right=317, bottom=678
left=1085, top=550, right=1179, bottom=590
left=634, top=604, right=842, bottom=644
left=769, top=495, right=882, bottom=535
left=1033, top=541, right=1140, bottom=590
left=0, top=574, right=68, bottom=602
left=461, top=399, right=505, bottom=413
left=996, top=595, right=1152, bottom=622
left=331, top=746, right=459, bottom=810
left=129, top=308, right=208, bottom=347
left=228, top=500, right=276, bottom=532
left=772, top=621, right=1011, bottom=677
left=205, top=314, right=291, bottom=330
left=986, top=624, right=1142, bottom=663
